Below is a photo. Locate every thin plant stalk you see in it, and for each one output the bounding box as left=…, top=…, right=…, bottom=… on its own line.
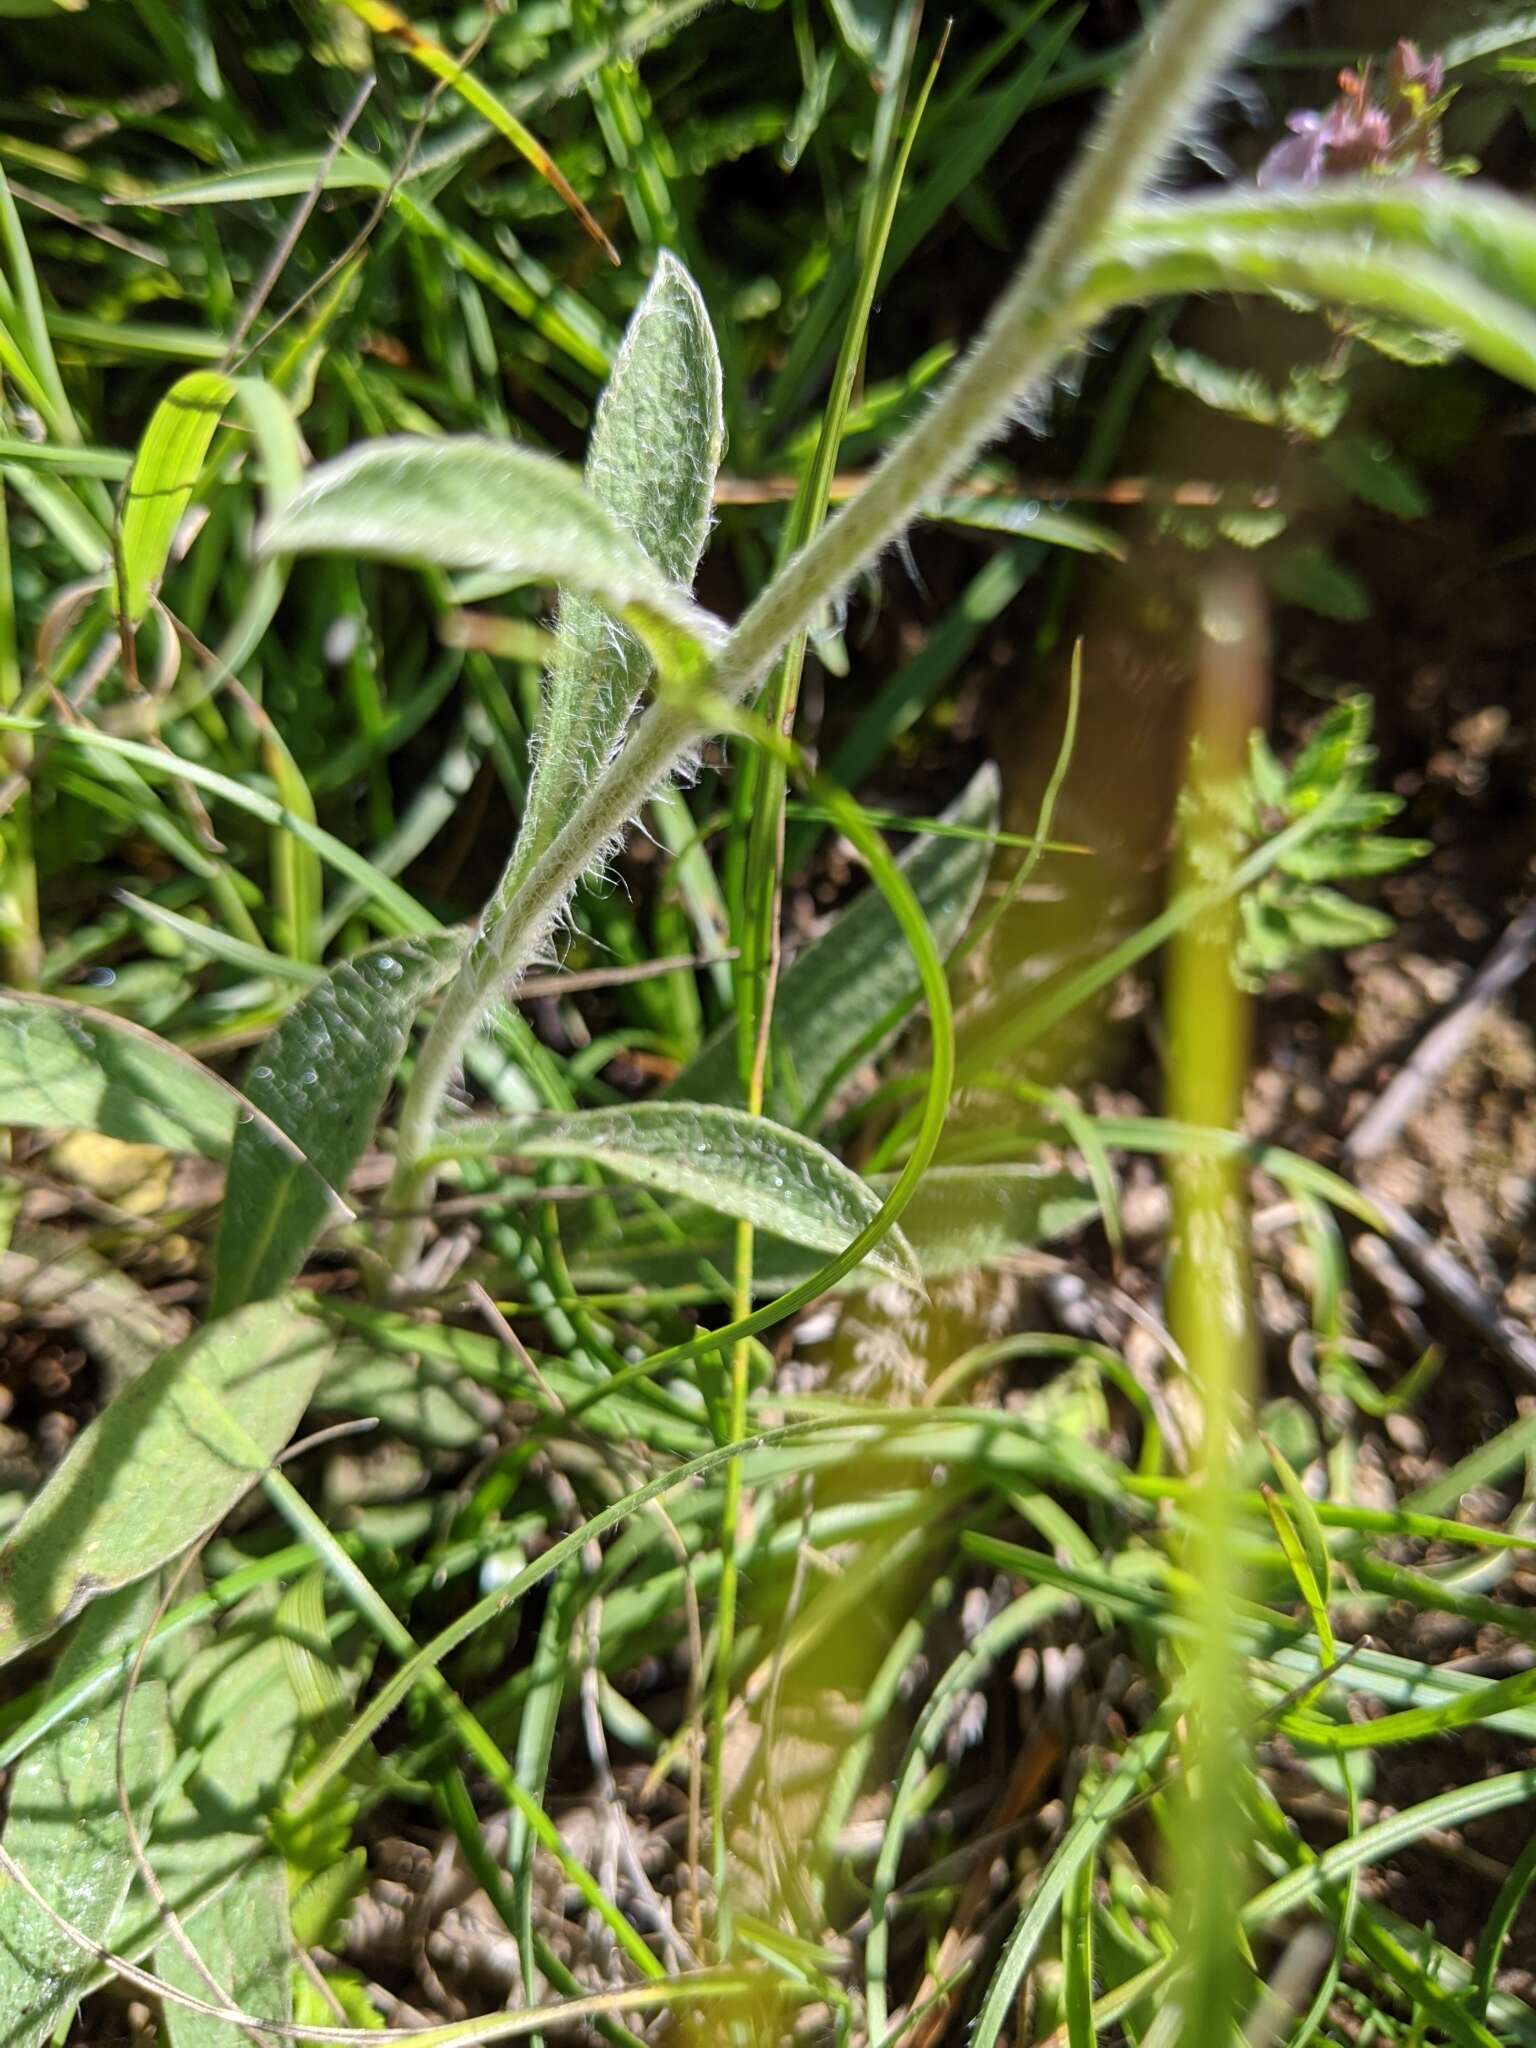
left=709, top=19, right=944, bottom=1942
left=1165, top=567, right=1266, bottom=2048
left=383, top=0, right=1281, bottom=1258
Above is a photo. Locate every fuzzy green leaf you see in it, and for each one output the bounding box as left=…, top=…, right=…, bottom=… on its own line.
left=0, top=995, right=345, bottom=1274
left=0, top=1300, right=332, bottom=1667
left=108, top=1610, right=299, bottom=1955
left=1151, top=339, right=1279, bottom=425
left=258, top=435, right=722, bottom=688
left=518, top=251, right=723, bottom=870
left=1279, top=885, right=1395, bottom=951
left=212, top=933, right=465, bottom=1313
left=568, top=1164, right=1098, bottom=1294
left=429, top=1101, right=921, bottom=1284
left=1277, top=832, right=1431, bottom=882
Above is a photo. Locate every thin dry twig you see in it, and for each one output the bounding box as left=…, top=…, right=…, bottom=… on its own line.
left=1344, top=898, right=1536, bottom=1164
left=221, top=71, right=377, bottom=368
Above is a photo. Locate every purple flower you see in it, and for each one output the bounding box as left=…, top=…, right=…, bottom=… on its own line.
left=1257, top=44, right=1451, bottom=187
left=1258, top=110, right=1330, bottom=187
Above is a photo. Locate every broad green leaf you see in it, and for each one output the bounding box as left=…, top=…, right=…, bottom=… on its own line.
left=668, top=762, right=1000, bottom=1124
left=0, top=994, right=345, bottom=1251
left=175, top=1595, right=304, bottom=1827
left=212, top=934, right=465, bottom=1314
left=1088, top=186, right=1536, bottom=400
left=429, top=1102, right=921, bottom=1284
left=111, top=1596, right=304, bottom=1960
left=0, top=1299, right=333, bottom=1667
left=0, top=992, right=237, bottom=1154
left=518, top=252, right=723, bottom=874
left=117, top=370, right=302, bottom=624
left=0, top=1588, right=172, bottom=2048
left=889, top=1164, right=1100, bottom=1277
left=257, top=437, right=722, bottom=687
left=569, top=1163, right=1097, bottom=1294
left=160, top=1857, right=293, bottom=2048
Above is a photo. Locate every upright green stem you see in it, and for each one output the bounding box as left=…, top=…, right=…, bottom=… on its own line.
left=710, top=24, right=944, bottom=1943
left=384, top=0, right=1280, bottom=1268
left=0, top=482, right=37, bottom=993
left=1165, top=568, right=1265, bottom=2048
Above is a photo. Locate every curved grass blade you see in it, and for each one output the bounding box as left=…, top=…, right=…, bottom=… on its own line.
left=212, top=933, right=464, bottom=1313
left=970, top=1715, right=1177, bottom=2048
left=0, top=1299, right=332, bottom=1667
left=934, top=495, right=1126, bottom=557
left=669, top=761, right=998, bottom=1125
left=117, top=369, right=301, bottom=624
left=336, top=0, right=621, bottom=264
left=427, top=1101, right=921, bottom=1285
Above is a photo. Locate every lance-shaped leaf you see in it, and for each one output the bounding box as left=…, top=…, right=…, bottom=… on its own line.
left=0, top=1587, right=172, bottom=2048
left=0, top=1299, right=333, bottom=1668
left=518, top=252, right=723, bottom=870
left=258, top=435, right=722, bottom=688
left=426, top=1102, right=920, bottom=1284
left=213, top=933, right=465, bottom=1313
left=668, top=762, right=1000, bottom=1125
left=566, top=1163, right=1097, bottom=1295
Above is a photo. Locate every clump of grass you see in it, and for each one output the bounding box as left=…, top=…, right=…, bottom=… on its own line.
left=1, top=4, right=1536, bottom=2046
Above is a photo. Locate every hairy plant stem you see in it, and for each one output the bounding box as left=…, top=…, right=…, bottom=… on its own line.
left=384, top=0, right=1279, bottom=1273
